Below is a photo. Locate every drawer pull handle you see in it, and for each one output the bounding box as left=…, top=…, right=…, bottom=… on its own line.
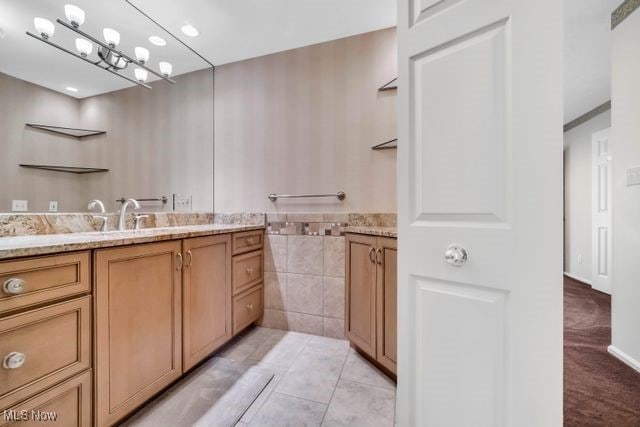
left=3, top=352, right=25, bottom=369
left=246, top=267, right=254, bottom=275
left=246, top=238, right=255, bottom=245
left=3, top=278, right=25, bottom=295
left=246, top=303, right=254, bottom=311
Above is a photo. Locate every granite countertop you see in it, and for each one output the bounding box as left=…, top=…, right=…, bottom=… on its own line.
left=0, top=224, right=265, bottom=260
left=343, top=226, right=397, bottom=238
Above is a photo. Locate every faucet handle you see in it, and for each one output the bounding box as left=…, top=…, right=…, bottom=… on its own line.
left=133, top=214, right=149, bottom=230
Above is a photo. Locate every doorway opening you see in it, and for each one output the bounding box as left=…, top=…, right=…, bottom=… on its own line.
left=563, top=0, right=640, bottom=423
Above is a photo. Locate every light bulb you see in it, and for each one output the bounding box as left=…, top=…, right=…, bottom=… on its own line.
left=134, top=68, right=148, bottom=83
left=158, top=61, right=172, bottom=77
left=64, top=4, right=85, bottom=27
left=75, top=38, right=92, bottom=57
left=34, top=17, right=55, bottom=39
left=135, top=47, right=149, bottom=63
left=103, top=28, right=120, bottom=47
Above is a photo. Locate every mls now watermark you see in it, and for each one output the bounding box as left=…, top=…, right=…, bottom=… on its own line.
left=3, top=409, right=58, bottom=422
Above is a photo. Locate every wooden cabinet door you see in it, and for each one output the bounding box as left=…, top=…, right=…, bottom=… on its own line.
left=345, top=234, right=378, bottom=358
left=182, top=235, right=232, bottom=371
left=376, top=238, right=397, bottom=374
left=94, top=241, right=182, bottom=426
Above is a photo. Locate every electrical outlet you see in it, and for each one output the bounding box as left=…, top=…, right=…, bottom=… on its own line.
left=173, top=194, right=192, bottom=212
left=49, top=201, right=58, bottom=212
left=11, top=200, right=28, bottom=212
left=578, top=254, right=583, bottom=264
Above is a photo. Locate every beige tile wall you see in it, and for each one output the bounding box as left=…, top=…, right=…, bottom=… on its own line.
left=261, top=214, right=348, bottom=338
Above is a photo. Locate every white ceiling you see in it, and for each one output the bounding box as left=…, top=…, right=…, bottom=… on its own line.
left=128, top=0, right=397, bottom=66
left=0, top=0, right=618, bottom=123
left=564, top=0, right=619, bottom=124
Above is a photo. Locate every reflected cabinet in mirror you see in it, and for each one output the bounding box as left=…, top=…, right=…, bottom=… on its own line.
left=0, top=0, right=213, bottom=212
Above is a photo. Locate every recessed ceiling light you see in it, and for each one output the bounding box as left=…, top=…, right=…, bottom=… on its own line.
left=65, top=86, right=78, bottom=92
left=149, top=35, right=166, bottom=46
left=181, top=23, right=199, bottom=37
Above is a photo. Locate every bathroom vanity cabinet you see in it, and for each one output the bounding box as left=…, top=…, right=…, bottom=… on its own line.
left=0, top=227, right=264, bottom=426
left=345, top=233, right=397, bottom=375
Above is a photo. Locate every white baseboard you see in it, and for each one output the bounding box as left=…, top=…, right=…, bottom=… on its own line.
left=608, top=345, right=640, bottom=374
left=563, top=272, right=592, bottom=286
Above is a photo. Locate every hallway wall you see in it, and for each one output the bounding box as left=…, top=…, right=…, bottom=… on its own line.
left=610, top=6, right=640, bottom=371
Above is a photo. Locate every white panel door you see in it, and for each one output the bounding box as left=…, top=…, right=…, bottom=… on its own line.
left=397, top=0, right=563, bottom=426
left=592, top=128, right=612, bottom=294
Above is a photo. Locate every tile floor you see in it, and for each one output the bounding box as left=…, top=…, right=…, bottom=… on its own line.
left=218, top=326, right=397, bottom=426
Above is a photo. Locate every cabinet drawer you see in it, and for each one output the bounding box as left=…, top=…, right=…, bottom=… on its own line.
left=1, top=370, right=91, bottom=426
left=0, top=297, right=91, bottom=410
left=232, top=250, right=263, bottom=295
left=232, top=231, right=263, bottom=256
left=233, top=285, right=263, bottom=335
left=0, top=252, right=90, bottom=315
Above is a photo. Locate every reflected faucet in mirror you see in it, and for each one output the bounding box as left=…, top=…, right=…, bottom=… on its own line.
left=88, top=199, right=108, bottom=232
left=118, top=199, right=141, bottom=231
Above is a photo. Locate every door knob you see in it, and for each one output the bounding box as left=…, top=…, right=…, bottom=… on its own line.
left=444, top=245, right=468, bottom=266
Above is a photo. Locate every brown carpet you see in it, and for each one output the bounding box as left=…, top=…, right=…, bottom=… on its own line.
left=564, top=276, right=640, bottom=426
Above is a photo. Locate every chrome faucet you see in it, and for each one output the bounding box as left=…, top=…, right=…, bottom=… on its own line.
left=88, top=199, right=108, bottom=232
left=118, top=199, right=141, bottom=231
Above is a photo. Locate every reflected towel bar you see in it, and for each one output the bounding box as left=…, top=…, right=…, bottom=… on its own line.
left=267, top=192, right=346, bottom=202
left=116, top=197, right=168, bottom=204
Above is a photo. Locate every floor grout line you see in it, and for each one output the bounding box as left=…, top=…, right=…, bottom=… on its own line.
left=319, top=342, right=351, bottom=425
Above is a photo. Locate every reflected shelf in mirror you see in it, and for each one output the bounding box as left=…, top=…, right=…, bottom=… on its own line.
left=25, top=124, right=106, bottom=139
left=19, top=164, right=109, bottom=174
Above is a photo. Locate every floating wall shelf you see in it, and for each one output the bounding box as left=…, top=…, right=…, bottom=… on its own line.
left=371, top=138, right=397, bottom=150
left=26, top=124, right=106, bottom=139
left=378, top=77, right=398, bottom=92
left=20, top=164, right=109, bottom=174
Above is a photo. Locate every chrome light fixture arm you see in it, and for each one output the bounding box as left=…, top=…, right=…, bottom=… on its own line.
left=26, top=31, right=152, bottom=89
left=56, top=19, right=176, bottom=84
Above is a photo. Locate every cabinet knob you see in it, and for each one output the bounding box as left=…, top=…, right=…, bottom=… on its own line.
left=3, top=278, right=25, bottom=295
left=176, top=252, right=183, bottom=270
left=246, top=303, right=254, bottom=311
left=246, top=266, right=254, bottom=275
left=246, top=238, right=255, bottom=245
left=2, top=352, right=26, bottom=369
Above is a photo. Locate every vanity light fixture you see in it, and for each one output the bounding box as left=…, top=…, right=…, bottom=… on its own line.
left=180, top=23, right=199, bottom=37
left=65, top=86, right=78, bottom=92
left=134, top=68, right=148, bottom=83
left=64, top=4, right=85, bottom=28
left=158, top=61, right=172, bottom=77
left=103, top=28, right=120, bottom=47
left=148, top=35, right=166, bottom=46
left=134, top=47, right=149, bottom=64
left=33, top=18, right=55, bottom=39
left=75, top=38, right=92, bottom=57
left=26, top=5, right=177, bottom=90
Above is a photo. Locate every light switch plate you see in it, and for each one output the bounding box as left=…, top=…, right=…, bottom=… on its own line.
left=626, top=167, right=640, bottom=186
left=49, top=201, right=58, bottom=212
left=173, top=194, right=192, bottom=212
left=12, top=200, right=28, bottom=212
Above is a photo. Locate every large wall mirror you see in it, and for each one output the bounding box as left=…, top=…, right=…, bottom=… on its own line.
left=0, top=0, right=213, bottom=213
